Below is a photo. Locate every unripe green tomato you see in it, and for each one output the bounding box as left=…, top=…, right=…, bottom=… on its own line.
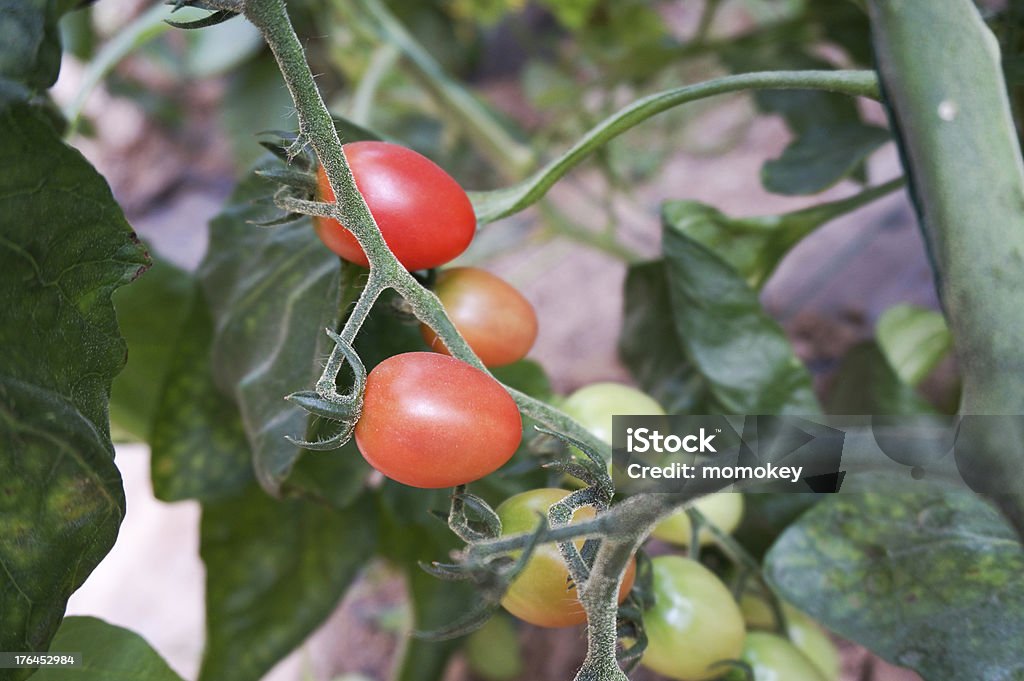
left=739, top=632, right=828, bottom=681
left=464, top=614, right=523, bottom=681
left=497, top=488, right=636, bottom=628
left=739, top=595, right=840, bottom=681
left=561, top=382, right=665, bottom=446
left=651, top=492, right=745, bottom=546
left=641, top=556, right=746, bottom=681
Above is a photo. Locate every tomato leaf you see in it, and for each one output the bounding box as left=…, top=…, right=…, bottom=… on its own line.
left=148, top=289, right=253, bottom=502
left=765, top=485, right=1024, bottom=680
left=32, top=617, right=184, bottom=681
left=0, top=0, right=74, bottom=92
left=723, top=47, right=888, bottom=196
left=198, top=160, right=343, bottom=495
left=110, top=255, right=195, bottom=442
left=619, top=261, right=709, bottom=414
left=875, top=304, right=952, bottom=388
left=825, top=342, right=936, bottom=416
left=0, top=102, right=146, bottom=671
left=198, top=485, right=377, bottom=681
left=637, top=201, right=820, bottom=415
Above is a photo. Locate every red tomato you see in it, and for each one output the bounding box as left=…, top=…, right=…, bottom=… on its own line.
left=497, top=488, right=637, bottom=628
left=421, top=267, right=538, bottom=367
left=354, top=352, right=522, bottom=488
left=314, top=141, right=476, bottom=271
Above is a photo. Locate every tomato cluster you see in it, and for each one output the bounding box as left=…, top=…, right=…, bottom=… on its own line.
left=314, top=145, right=838, bottom=680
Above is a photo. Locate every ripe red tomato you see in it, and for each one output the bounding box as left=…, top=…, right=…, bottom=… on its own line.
left=497, top=488, right=637, bottom=628
left=420, top=267, right=538, bottom=367
left=314, top=141, right=476, bottom=271
left=354, top=352, right=522, bottom=488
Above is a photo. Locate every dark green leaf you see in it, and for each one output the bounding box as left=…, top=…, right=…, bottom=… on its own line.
left=0, top=381, right=123, bottom=680
left=490, top=360, right=552, bottom=401
left=198, top=159, right=342, bottom=495
left=378, top=485, right=477, bottom=681
left=149, top=290, right=252, bottom=502
left=0, top=0, right=72, bottom=92
left=0, top=102, right=145, bottom=668
left=0, top=101, right=149, bottom=432
left=876, top=304, right=952, bottom=388
left=766, top=485, right=1024, bottom=680
left=198, top=485, right=377, bottom=681
left=220, top=55, right=297, bottom=171
left=33, top=617, right=183, bottom=681
left=723, top=47, right=888, bottom=195
left=732, top=494, right=822, bottom=561
left=655, top=202, right=821, bottom=414
left=110, top=255, right=194, bottom=441
left=825, top=342, right=935, bottom=416
left=619, top=261, right=709, bottom=414
left=761, top=124, right=889, bottom=196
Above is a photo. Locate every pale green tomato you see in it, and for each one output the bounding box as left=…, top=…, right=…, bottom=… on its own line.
left=561, top=382, right=665, bottom=446
left=739, top=595, right=840, bottom=681
left=641, top=556, right=746, bottom=681
left=652, top=492, right=745, bottom=546
left=740, top=632, right=828, bottom=681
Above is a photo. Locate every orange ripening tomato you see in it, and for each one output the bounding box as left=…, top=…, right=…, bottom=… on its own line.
left=497, top=488, right=636, bottom=628
left=354, top=352, right=522, bottom=488
left=314, top=141, right=476, bottom=271
left=421, top=267, right=538, bottom=367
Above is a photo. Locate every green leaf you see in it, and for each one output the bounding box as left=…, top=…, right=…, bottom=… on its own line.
left=220, top=55, right=296, bottom=171
left=0, top=0, right=72, bottom=92
left=0, top=381, right=123, bottom=681
left=723, top=48, right=888, bottom=196
left=765, top=485, right=1024, bottom=680
left=378, top=485, right=476, bottom=681
left=490, top=360, right=552, bottom=401
left=0, top=101, right=149, bottom=432
left=654, top=201, right=821, bottom=414
left=110, top=255, right=195, bottom=441
left=148, top=290, right=252, bottom=502
left=467, top=70, right=879, bottom=223
left=0, top=102, right=146, bottom=669
left=876, top=304, right=952, bottom=388
left=732, top=494, right=822, bottom=561
left=619, top=261, right=709, bottom=414
left=198, top=159, right=342, bottom=495
left=825, top=342, right=935, bottom=416
left=33, top=617, right=184, bottom=681
left=761, top=124, right=889, bottom=196
left=198, top=485, right=377, bottom=681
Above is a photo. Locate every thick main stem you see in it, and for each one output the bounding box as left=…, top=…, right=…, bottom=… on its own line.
left=868, top=0, right=1024, bottom=539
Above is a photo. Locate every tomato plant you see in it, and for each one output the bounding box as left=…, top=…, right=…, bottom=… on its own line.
left=421, top=267, right=538, bottom=367
left=640, top=555, right=746, bottom=681
left=314, top=141, right=476, bottom=271
left=355, top=352, right=522, bottom=488
left=6, top=1, right=1024, bottom=680
left=497, top=488, right=636, bottom=628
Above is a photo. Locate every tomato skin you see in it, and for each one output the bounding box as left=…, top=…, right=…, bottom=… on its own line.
left=421, top=267, right=538, bottom=367
left=739, top=632, right=828, bottom=681
left=561, top=382, right=665, bottom=446
left=641, top=556, right=746, bottom=681
left=314, top=141, right=476, bottom=271
left=652, top=492, right=745, bottom=546
left=354, top=352, right=521, bottom=488
left=497, top=488, right=636, bottom=628
left=739, top=595, right=840, bottom=681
